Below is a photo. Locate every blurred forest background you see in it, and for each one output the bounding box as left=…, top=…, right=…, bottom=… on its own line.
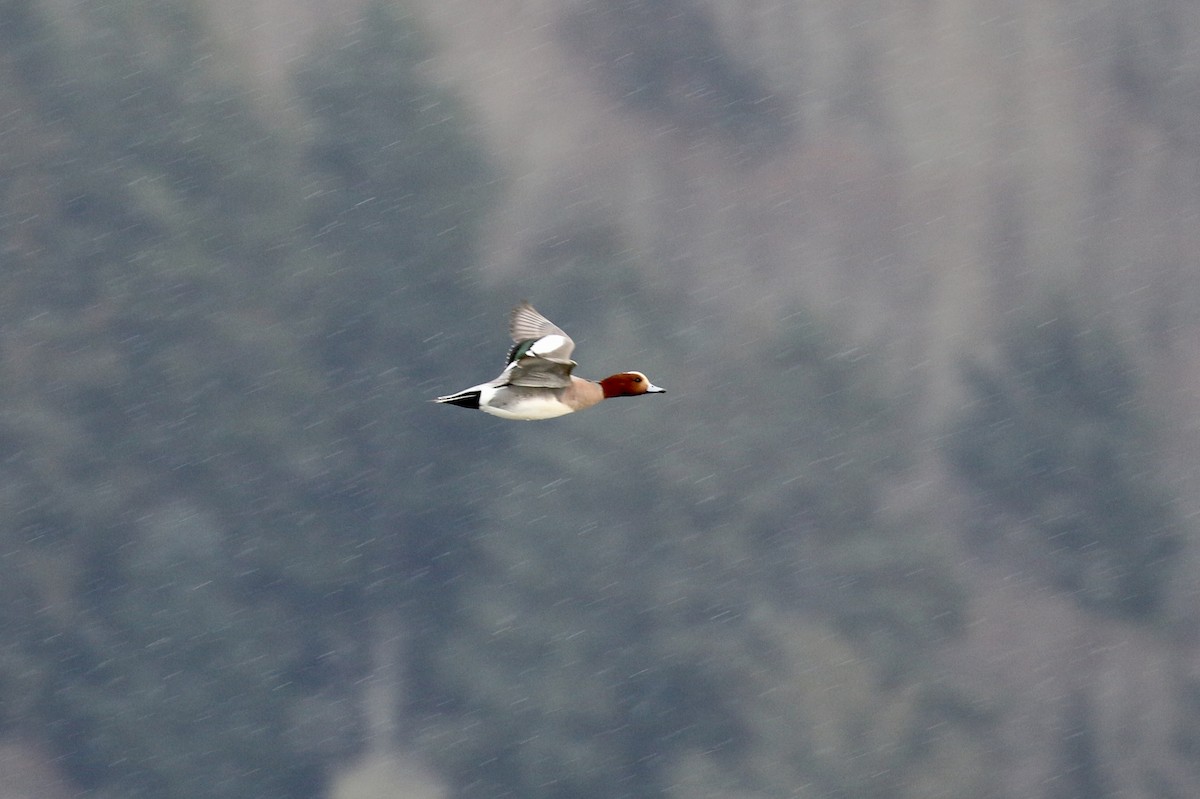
left=1, top=0, right=1199, bottom=797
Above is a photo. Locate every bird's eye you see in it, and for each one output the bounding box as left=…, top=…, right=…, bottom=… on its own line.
left=632, top=376, right=642, bottom=383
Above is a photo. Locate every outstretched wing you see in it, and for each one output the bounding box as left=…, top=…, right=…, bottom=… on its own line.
left=501, top=302, right=577, bottom=388
left=508, top=301, right=575, bottom=363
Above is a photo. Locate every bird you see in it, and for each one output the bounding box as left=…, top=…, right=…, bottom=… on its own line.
left=434, top=301, right=665, bottom=420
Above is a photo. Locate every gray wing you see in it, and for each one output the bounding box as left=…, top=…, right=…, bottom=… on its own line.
left=499, top=355, right=574, bottom=389
left=501, top=302, right=577, bottom=388
left=509, top=301, right=576, bottom=362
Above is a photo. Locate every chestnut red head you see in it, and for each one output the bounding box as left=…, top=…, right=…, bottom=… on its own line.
left=599, top=371, right=666, bottom=399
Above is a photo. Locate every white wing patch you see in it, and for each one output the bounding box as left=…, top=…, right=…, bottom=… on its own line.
left=530, top=334, right=570, bottom=359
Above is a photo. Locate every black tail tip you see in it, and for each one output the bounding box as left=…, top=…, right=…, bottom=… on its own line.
left=434, top=391, right=481, bottom=410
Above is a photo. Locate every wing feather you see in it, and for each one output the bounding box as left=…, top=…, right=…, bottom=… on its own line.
left=496, top=302, right=578, bottom=387
left=500, top=355, right=575, bottom=388
left=508, top=302, right=575, bottom=362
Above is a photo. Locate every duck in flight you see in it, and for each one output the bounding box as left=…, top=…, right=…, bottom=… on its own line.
left=434, top=301, right=665, bottom=420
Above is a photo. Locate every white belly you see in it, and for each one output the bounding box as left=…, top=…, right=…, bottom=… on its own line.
left=479, top=386, right=575, bottom=420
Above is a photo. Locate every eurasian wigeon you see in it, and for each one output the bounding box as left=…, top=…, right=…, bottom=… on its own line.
left=434, top=301, right=665, bottom=420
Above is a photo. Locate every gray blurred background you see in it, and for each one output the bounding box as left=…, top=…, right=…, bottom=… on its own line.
left=1, top=1, right=1198, bottom=797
